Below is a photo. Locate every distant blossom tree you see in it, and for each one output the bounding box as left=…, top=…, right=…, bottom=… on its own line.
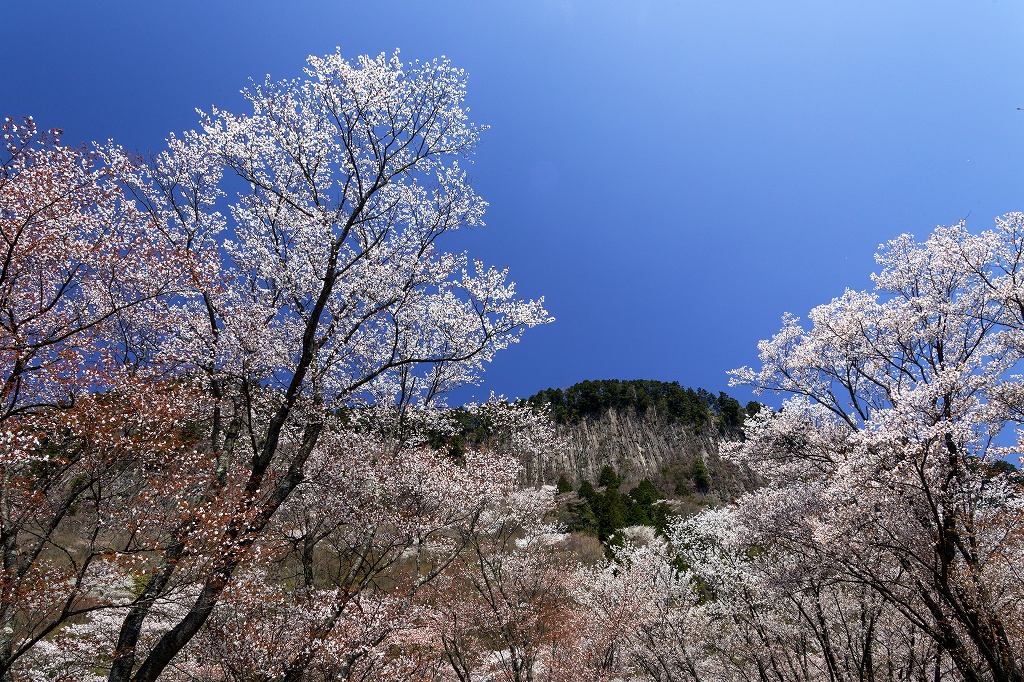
left=426, top=485, right=591, bottom=682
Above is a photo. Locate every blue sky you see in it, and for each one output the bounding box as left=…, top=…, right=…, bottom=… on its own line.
left=4, top=1, right=1024, bottom=405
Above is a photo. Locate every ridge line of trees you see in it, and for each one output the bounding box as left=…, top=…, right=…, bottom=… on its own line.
left=528, top=378, right=760, bottom=436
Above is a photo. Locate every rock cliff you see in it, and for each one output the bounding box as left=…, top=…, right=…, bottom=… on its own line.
left=527, top=407, right=757, bottom=505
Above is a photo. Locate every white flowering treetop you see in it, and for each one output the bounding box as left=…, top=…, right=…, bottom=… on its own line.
left=727, top=216, right=1024, bottom=682
left=0, top=51, right=551, bottom=682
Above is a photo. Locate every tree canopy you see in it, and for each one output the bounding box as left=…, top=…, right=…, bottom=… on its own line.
left=528, top=379, right=758, bottom=435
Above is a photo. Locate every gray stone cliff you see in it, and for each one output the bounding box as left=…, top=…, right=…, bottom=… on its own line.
left=525, top=408, right=756, bottom=502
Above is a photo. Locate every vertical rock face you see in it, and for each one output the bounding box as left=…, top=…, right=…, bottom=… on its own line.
left=528, top=407, right=756, bottom=502
left=523, top=379, right=759, bottom=499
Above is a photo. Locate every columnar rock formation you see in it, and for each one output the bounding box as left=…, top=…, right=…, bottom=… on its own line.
left=529, top=407, right=756, bottom=502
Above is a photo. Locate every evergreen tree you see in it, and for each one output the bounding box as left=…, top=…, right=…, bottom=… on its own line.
left=692, top=456, right=710, bottom=493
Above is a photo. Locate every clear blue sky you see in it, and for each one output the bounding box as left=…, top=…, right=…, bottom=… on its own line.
left=4, top=1, right=1024, bottom=405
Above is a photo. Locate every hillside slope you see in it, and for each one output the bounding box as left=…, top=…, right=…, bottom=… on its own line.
left=526, top=379, right=760, bottom=506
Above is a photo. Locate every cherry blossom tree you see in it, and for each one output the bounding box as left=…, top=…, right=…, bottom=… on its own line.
left=425, top=486, right=590, bottom=682
left=168, top=433, right=524, bottom=682
left=728, top=216, right=1024, bottom=682
left=0, top=116, right=208, bottom=680
left=570, top=538, right=698, bottom=682
left=1, top=48, right=550, bottom=682
left=659, top=506, right=950, bottom=682
left=100, top=50, right=550, bottom=682
left=441, top=397, right=566, bottom=485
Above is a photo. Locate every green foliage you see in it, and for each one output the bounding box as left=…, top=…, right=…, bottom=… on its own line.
left=597, top=465, right=622, bottom=489
left=528, top=379, right=713, bottom=426
left=560, top=490, right=599, bottom=535
left=709, top=391, right=744, bottom=436
left=528, top=379, right=757, bottom=437
left=556, top=474, right=573, bottom=493
left=628, top=478, right=661, bottom=507
left=575, top=478, right=622, bottom=541
left=692, top=456, right=710, bottom=493
left=625, top=478, right=672, bottom=533
left=593, top=486, right=626, bottom=542
left=967, top=456, right=1023, bottom=483
left=578, top=480, right=597, bottom=501
left=424, top=405, right=510, bottom=460
left=989, top=459, right=1020, bottom=476
left=569, top=471, right=673, bottom=542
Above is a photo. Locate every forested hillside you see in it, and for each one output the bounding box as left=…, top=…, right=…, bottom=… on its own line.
left=528, top=379, right=759, bottom=494
left=442, top=379, right=758, bottom=501
left=430, top=380, right=761, bottom=547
